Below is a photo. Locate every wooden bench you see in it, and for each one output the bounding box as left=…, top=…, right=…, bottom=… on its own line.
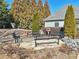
left=34, top=36, right=60, bottom=47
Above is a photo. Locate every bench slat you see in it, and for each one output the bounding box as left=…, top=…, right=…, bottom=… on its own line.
left=37, top=42, right=58, bottom=45
left=35, top=37, right=59, bottom=40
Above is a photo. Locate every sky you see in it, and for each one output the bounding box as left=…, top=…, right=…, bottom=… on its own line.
left=5, top=0, right=79, bottom=15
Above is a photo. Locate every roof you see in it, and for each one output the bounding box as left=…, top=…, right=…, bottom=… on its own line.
left=44, top=6, right=79, bottom=22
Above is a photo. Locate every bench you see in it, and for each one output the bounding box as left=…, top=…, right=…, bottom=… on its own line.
left=34, top=36, right=60, bottom=47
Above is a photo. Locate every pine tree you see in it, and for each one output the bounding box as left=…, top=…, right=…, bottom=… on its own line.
left=12, top=0, right=33, bottom=29
left=43, top=0, right=51, bottom=18
left=12, top=0, right=51, bottom=29
left=32, top=12, right=40, bottom=33
left=37, top=0, right=44, bottom=28
left=38, top=0, right=43, bottom=12
left=0, top=0, right=12, bottom=28
left=32, top=0, right=36, bottom=7
left=64, top=5, right=76, bottom=39
left=0, top=0, right=8, bottom=19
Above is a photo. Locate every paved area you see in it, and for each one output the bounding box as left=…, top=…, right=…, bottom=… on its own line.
left=20, top=37, right=64, bottom=50
left=0, top=29, right=64, bottom=50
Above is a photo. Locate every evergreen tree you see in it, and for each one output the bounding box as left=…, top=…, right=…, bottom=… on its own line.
left=32, top=0, right=36, bottom=7
left=0, top=0, right=8, bottom=19
left=38, top=0, right=43, bottom=12
left=32, top=12, right=40, bottom=33
left=64, top=5, right=76, bottom=39
left=37, top=0, right=44, bottom=28
left=12, top=0, right=51, bottom=29
left=43, top=0, right=51, bottom=18
left=12, top=0, right=33, bottom=29
left=0, top=0, right=12, bottom=28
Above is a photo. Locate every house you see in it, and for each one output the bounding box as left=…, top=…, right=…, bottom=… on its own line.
left=43, top=6, right=79, bottom=32
left=43, top=6, right=79, bottom=37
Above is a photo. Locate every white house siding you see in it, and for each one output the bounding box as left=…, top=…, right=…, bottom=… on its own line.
left=59, top=21, right=64, bottom=27
left=45, top=22, right=55, bottom=27
left=45, top=21, right=64, bottom=28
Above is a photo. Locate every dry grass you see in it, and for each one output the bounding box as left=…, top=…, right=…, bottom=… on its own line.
left=0, top=43, right=78, bottom=59
left=0, top=29, right=78, bottom=59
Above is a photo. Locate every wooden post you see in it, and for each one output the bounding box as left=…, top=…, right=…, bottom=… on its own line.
left=35, top=36, right=37, bottom=47
left=35, top=39, right=37, bottom=47
left=57, top=37, right=59, bottom=44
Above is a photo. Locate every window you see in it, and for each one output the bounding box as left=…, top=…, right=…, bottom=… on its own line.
left=55, top=22, right=59, bottom=27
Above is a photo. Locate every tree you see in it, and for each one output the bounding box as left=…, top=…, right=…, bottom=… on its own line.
left=0, top=0, right=8, bottom=19
left=43, top=0, right=51, bottom=18
left=37, top=0, right=44, bottom=28
left=12, top=0, right=33, bottom=29
left=12, top=0, right=51, bottom=29
left=0, top=0, right=12, bottom=28
left=32, top=12, right=40, bottom=33
left=64, top=5, right=76, bottom=39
